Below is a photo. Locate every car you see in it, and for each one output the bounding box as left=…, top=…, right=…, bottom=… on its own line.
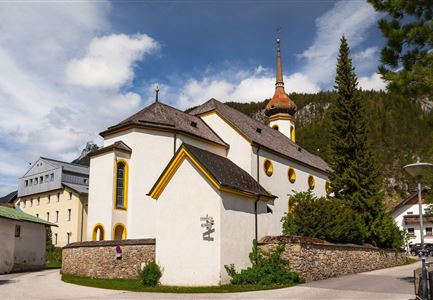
left=410, top=243, right=433, bottom=256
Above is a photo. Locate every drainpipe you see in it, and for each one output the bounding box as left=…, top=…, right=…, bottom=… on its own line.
left=80, top=200, right=85, bottom=241
left=173, top=133, right=177, bottom=155
left=255, top=144, right=261, bottom=244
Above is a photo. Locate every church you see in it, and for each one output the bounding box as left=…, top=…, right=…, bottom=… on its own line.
left=86, top=38, right=331, bottom=285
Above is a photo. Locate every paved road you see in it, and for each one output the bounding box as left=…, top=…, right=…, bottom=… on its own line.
left=0, top=262, right=418, bottom=300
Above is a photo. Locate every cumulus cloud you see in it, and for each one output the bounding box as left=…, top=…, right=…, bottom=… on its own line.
left=67, top=34, right=158, bottom=89
left=0, top=2, right=155, bottom=193
left=298, top=1, right=379, bottom=87
left=358, top=73, right=386, bottom=91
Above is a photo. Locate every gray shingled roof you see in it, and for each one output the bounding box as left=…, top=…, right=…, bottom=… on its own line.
left=63, top=183, right=89, bottom=195
left=88, top=141, right=132, bottom=157
left=0, top=190, right=17, bottom=203
left=189, top=99, right=331, bottom=173
left=100, top=101, right=228, bottom=148
left=41, top=157, right=89, bottom=175
left=149, top=143, right=275, bottom=200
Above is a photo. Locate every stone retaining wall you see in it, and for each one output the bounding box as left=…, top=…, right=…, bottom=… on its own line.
left=61, top=239, right=155, bottom=279
left=259, top=236, right=406, bottom=282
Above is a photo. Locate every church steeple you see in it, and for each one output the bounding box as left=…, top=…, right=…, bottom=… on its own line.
left=265, top=36, right=297, bottom=142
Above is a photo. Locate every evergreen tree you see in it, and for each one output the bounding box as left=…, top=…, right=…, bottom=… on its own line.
left=328, top=36, right=393, bottom=245
left=368, top=0, right=433, bottom=99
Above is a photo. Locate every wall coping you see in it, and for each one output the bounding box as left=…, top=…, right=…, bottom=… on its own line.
left=63, top=238, right=156, bottom=249
left=259, top=235, right=404, bottom=252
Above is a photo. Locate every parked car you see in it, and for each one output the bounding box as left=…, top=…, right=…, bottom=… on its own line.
left=410, top=243, right=433, bottom=256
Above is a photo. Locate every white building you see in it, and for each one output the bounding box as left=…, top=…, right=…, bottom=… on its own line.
left=0, top=205, right=55, bottom=274
left=392, top=188, right=433, bottom=247
left=87, top=38, right=331, bottom=285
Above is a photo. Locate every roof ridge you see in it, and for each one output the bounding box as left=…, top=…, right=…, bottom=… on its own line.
left=40, top=157, right=89, bottom=168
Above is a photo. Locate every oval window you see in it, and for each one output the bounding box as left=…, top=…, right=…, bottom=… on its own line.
left=308, top=175, right=315, bottom=190
left=288, top=168, right=296, bottom=183
left=264, top=160, right=273, bottom=177
left=325, top=181, right=332, bottom=195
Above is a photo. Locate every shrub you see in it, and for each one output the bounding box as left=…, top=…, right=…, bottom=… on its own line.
left=282, top=192, right=365, bottom=245
left=225, top=241, right=303, bottom=285
left=139, top=261, right=162, bottom=287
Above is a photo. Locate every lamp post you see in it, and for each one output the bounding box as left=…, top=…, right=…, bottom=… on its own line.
left=404, top=161, right=433, bottom=300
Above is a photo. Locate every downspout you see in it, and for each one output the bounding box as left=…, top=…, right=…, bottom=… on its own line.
left=80, top=199, right=85, bottom=241
left=255, top=144, right=261, bottom=244
left=173, top=133, right=177, bottom=155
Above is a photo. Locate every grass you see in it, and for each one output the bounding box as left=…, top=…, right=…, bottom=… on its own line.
left=61, top=274, right=296, bottom=293
left=46, top=261, right=62, bottom=269
left=405, top=257, right=419, bottom=265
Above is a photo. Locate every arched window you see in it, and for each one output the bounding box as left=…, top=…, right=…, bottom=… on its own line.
left=113, top=223, right=127, bottom=240
left=115, top=160, right=128, bottom=210
left=272, top=125, right=279, bottom=131
left=325, top=181, right=332, bottom=195
left=92, top=224, right=105, bottom=241
left=288, top=167, right=296, bottom=183
left=263, top=159, right=273, bottom=177
left=290, top=126, right=295, bottom=142
left=308, top=175, right=315, bottom=190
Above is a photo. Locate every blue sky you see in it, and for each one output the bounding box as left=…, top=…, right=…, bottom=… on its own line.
left=0, top=0, right=386, bottom=195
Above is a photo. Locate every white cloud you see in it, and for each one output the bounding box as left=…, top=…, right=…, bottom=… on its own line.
left=358, top=73, right=386, bottom=91
left=67, top=34, right=158, bottom=89
left=298, top=1, right=379, bottom=87
left=353, top=47, right=378, bottom=60
left=0, top=2, right=155, bottom=193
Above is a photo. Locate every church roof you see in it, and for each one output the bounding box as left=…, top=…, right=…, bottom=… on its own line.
left=100, top=101, right=228, bottom=148
left=189, top=99, right=331, bottom=174
left=88, top=141, right=132, bottom=157
left=149, top=143, right=276, bottom=201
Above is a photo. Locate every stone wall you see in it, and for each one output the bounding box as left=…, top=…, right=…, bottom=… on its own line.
left=62, top=239, right=155, bottom=279
left=259, top=236, right=406, bottom=282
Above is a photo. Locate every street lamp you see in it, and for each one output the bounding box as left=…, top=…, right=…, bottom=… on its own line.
left=404, top=161, right=433, bottom=300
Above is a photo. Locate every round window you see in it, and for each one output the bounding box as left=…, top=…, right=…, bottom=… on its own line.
left=264, top=160, right=273, bottom=177
left=308, top=175, right=315, bottom=190
left=288, top=168, right=296, bottom=183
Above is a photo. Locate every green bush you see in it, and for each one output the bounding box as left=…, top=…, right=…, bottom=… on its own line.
left=225, top=241, right=303, bottom=285
left=139, top=261, right=162, bottom=287
left=282, top=192, right=365, bottom=245
left=46, top=247, right=62, bottom=268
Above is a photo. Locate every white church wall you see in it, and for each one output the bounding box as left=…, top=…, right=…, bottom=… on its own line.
left=156, top=159, right=221, bottom=286
left=268, top=118, right=295, bottom=142
left=219, top=193, right=267, bottom=284
left=199, top=113, right=253, bottom=173
left=176, top=133, right=226, bottom=156
left=252, top=147, right=329, bottom=237
left=87, top=152, right=115, bottom=240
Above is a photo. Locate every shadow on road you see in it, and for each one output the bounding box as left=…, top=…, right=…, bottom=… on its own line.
left=399, top=276, right=414, bottom=284
left=0, top=280, right=16, bottom=285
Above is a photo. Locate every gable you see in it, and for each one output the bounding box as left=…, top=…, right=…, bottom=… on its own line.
left=22, top=158, right=58, bottom=178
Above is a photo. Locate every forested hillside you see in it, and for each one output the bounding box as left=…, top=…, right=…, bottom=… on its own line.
left=225, top=91, right=433, bottom=208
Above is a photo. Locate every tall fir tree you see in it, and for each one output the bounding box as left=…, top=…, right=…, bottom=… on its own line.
left=329, top=36, right=397, bottom=246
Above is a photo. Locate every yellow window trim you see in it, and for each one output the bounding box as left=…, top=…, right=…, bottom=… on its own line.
left=308, top=175, right=315, bottom=190
left=272, top=124, right=279, bottom=131
left=290, top=126, right=295, bottom=143
left=112, top=223, right=127, bottom=240
left=263, top=159, right=273, bottom=177
left=288, top=167, right=296, bottom=183
left=92, top=223, right=105, bottom=241
left=149, top=147, right=272, bottom=202
left=113, top=158, right=129, bottom=211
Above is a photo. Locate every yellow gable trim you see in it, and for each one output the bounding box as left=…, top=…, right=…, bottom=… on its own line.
left=149, top=147, right=271, bottom=201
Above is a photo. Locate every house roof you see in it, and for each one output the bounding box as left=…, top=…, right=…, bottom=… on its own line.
left=391, top=187, right=430, bottom=213
left=63, top=183, right=89, bottom=195
left=0, top=190, right=17, bottom=203
left=100, top=101, right=228, bottom=148
left=40, top=157, right=89, bottom=175
left=149, top=143, right=276, bottom=201
left=88, top=141, right=132, bottom=157
left=189, top=99, right=330, bottom=174
left=0, top=205, right=56, bottom=226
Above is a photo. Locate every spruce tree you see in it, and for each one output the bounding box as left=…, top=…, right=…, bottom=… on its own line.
left=329, top=36, right=397, bottom=246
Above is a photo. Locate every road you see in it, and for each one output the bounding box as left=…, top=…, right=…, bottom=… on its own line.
left=0, top=262, right=418, bottom=300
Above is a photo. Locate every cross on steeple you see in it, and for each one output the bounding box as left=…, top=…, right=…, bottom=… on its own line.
left=155, top=85, right=160, bottom=102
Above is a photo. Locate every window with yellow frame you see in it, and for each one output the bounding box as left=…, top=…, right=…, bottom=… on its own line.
left=113, top=223, right=127, bottom=240
left=114, top=159, right=128, bottom=210
left=92, top=224, right=105, bottom=241
left=308, top=175, right=315, bottom=190
left=263, top=159, right=273, bottom=177
left=288, top=167, right=296, bottom=183
left=272, top=124, right=279, bottom=131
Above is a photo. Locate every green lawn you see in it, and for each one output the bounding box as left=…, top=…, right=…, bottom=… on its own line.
left=46, top=261, right=62, bottom=269
left=61, top=274, right=296, bottom=293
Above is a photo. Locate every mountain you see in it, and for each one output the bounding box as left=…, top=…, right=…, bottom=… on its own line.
left=222, top=90, right=433, bottom=208
left=72, top=141, right=99, bottom=166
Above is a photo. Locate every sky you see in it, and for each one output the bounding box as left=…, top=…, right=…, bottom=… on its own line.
left=0, top=0, right=386, bottom=195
